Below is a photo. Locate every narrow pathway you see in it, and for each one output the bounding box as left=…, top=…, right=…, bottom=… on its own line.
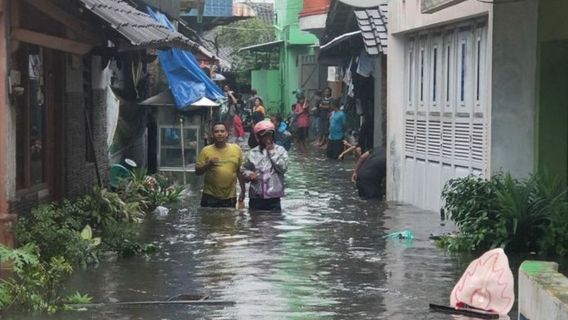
left=17, top=149, right=464, bottom=320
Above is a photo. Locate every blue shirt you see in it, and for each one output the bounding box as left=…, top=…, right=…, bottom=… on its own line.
left=328, top=110, right=346, bottom=140
left=275, top=122, right=292, bottom=151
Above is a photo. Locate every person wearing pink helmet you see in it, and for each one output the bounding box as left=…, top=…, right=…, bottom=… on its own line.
left=241, top=120, right=289, bottom=211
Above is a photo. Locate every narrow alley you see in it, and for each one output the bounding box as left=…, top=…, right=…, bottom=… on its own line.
left=17, top=150, right=464, bottom=320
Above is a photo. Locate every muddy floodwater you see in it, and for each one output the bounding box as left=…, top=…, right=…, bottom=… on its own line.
left=8, top=150, right=509, bottom=320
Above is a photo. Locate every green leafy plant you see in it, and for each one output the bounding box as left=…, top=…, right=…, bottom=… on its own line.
left=441, top=171, right=568, bottom=255
left=441, top=173, right=505, bottom=251
left=101, top=221, right=145, bottom=257
left=13, top=205, right=100, bottom=266
left=64, top=291, right=93, bottom=305
left=81, top=187, right=144, bottom=226
left=0, top=244, right=74, bottom=313
left=117, top=168, right=184, bottom=212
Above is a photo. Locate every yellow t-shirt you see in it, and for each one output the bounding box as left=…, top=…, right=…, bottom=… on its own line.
left=197, top=143, right=242, bottom=199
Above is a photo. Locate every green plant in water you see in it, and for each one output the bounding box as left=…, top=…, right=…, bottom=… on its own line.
left=0, top=244, right=74, bottom=313
left=64, top=291, right=93, bottom=305
left=117, top=168, right=184, bottom=212
left=442, top=171, right=568, bottom=255
left=101, top=221, right=158, bottom=257
left=493, top=173, right=555, bottom=251
left=442, top=173, right=505, bottom=251
left=13, top=204, right=100, bottom=266
left=82, top=187, right=144, bottom=226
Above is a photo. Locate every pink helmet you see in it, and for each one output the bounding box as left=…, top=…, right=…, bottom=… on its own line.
left=254, top=120, right=275, bottom=135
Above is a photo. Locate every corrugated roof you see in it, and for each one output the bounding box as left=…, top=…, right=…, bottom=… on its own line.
left=354, top=3, right=388, bottom=55
left=79, top=0, right=199, bottom=50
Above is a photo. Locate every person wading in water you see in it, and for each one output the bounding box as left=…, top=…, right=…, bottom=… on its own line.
left=196, top=122, right=246, bottom=208
left=241, top=120, right=289, bottom=211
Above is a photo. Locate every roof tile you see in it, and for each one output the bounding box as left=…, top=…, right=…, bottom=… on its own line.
left=355, top=4, right=388, bottom=55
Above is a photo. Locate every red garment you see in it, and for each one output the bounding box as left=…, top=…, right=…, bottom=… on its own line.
left=294, top=101, right=310, bottom=128
left=234, top=114, right=245, bottom=138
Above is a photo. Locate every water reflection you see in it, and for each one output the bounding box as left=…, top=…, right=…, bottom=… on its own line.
left=7, top=150, right=477, bottom=319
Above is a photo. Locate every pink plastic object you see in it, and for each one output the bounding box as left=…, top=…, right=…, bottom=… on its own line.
left=450, top=248, right=515, bottom=315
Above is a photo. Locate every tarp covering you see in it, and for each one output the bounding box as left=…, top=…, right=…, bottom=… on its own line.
left=147, top=8, right=224, bottom=110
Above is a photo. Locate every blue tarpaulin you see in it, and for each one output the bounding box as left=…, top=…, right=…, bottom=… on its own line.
left=147, top=8, right=224, bottom=110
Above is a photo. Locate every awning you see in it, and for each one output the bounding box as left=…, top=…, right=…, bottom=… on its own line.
left=139, top=90, right=220, bottom=108
left=239, top=40, right=284, bottom=53
left=79, top=0, right=200, bottom=51
left=192, top=97, right=221, bottom=107
left=320, top=30, right=361, bottom=51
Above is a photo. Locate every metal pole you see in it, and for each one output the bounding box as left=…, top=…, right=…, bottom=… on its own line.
left=179, top=117, right=187, bottom=185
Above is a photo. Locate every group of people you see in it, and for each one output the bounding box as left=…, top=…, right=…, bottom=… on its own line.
left=200, top=85, right=386, bottom=208
left=196, top=120, right=288, bottom=211
left=287, top=87, right=344, bottom=157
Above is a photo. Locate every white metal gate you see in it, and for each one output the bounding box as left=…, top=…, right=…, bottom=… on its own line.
left=403, top=19, right=488, bottom=211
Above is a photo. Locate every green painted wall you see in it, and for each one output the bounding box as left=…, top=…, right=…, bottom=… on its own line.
left=537, top=0, right=568, bottom=182
left=281, top=46, right=315, bottom=112
left=537, top=41, right=568, bottom=182
left=251, top=69, right=282, bottom=115
left=267, top=0, right=317, bottom=113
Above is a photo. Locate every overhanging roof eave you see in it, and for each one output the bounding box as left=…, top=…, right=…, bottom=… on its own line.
left=320, top=30, right=361, bottom=51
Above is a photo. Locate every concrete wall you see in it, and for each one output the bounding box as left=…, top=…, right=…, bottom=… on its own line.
left=63, top=56, right=109, bottom=198
left=518, top=261, right=568, bottom=320
left=386, top=0, right=491, bottom=201
left=490, top=0, right=538, bottom=177
left=389, top=0, right=490, bottom=35
left=0, top=3, right=15, bottom=248
left=373, top=55, right=386, bottom=148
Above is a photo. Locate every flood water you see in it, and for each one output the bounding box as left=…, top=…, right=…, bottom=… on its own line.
left=8, top=149, right=509, bottom=319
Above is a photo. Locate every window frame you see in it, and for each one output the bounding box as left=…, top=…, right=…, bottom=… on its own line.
left=158, top=124, right=200, bottom=172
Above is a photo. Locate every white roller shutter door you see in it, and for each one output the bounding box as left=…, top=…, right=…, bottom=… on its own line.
left=403, top=19, right=488, bottom=211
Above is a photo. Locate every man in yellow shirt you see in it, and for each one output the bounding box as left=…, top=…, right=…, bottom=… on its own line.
left=196, top=122, right=245, bottom=207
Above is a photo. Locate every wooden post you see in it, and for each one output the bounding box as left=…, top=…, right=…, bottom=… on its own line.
left=179, top=118, right=186, bottom=185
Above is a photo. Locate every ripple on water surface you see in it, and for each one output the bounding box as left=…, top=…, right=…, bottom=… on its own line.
left=6, top=150, right=493, bottom=320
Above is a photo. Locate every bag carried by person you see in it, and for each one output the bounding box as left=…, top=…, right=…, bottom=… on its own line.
left=259, top=166, right=284, bottom=198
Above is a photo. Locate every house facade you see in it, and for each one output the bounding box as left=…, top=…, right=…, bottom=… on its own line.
left=388, top=0, right=547, bottom=211
left=299, top=0, right=388, bottom=150
left=0, top=0, right=202, bottom=247
left=242, top=0, right=318, bottom=114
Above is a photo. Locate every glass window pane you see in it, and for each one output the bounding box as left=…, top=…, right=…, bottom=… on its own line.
left=433, top=47, right=438, bottom=102
left=160, top=126, right=199, bottom=169
left=161, top=128, right=181, bottom=146
left=26, top=52, right=46, bottom=187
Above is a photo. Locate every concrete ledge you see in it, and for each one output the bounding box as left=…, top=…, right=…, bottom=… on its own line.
left=518, top=261, right=568, bottom=320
